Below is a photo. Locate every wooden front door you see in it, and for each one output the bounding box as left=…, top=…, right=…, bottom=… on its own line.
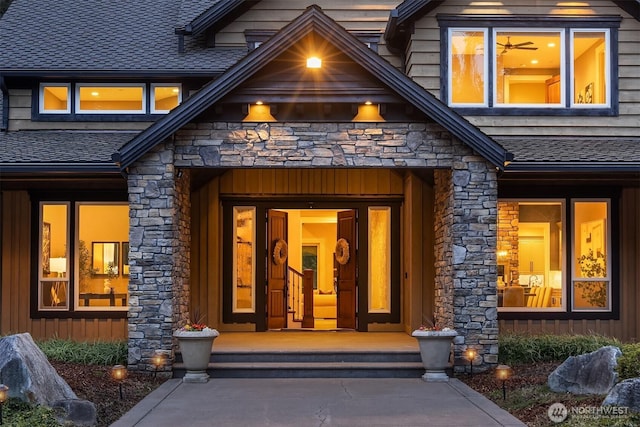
left=336, top=210, right=357, bottom=329
left=267, top=210, right=288, bottom=329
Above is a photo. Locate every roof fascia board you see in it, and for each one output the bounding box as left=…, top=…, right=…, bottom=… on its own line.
left=184, top=0, right=261, bottom=35
left=505, top=163, right=640, bottom=173
left=385, top=0, right=444, bottom=49
left=0, top=70, right=225, bottom=79
left=612, top=0, right=640, bottom=20
left=117, top=5, right=509, bottom=169
left=0, top=164, right=122, bottom=173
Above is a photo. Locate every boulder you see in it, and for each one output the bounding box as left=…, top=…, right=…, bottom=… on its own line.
left=0, top=333, right=77, bottom=405
left=548, top=345, right=621, bottom=395
left=51, top=398, right=97, bottom=426
left=602, top=378, right=640, bottom=412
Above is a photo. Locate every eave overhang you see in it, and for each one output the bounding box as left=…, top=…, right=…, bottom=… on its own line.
left=0, top=163, right=122, bottom=174
left=385, top=0, right=444, bottom=51
left=177, top=0, right=261, bottom=36
left=504, top=162, right=640, bottom=173
left=117, top=5, right=511, bottom=170
left=613, top=0, right=640, bottom=20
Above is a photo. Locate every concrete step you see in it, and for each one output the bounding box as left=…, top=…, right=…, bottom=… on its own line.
left=173, top=351, right=424, bottom=378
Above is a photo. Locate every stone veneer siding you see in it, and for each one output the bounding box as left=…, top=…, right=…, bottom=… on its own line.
left=126, top=121, right=499, bottom=371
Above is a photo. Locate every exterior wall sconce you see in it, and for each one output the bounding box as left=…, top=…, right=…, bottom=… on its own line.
left=0, top=384, right=8, bottom=425
left=495, top=364, right=513, bottom=400
left=306, top=56, right=322, bottom=68
left=465, top=348, right=477, bottom=376
left=243, top=103, right=276, bottom=122
left=111, top=365, right=127, bottom=400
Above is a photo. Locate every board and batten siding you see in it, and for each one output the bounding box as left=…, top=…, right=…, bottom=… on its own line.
left=213, top=0, right=402, bottom=67
left=499, top=188, right=640, bottom=342
left=0, top=191, right=127, bottom=340
left=7, top=89, right=153, bottom=132
left=407, top=0, right=640, bottom=137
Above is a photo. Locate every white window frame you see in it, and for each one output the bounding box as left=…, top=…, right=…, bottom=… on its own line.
left=39, top=83, right=71, bottom=114
left=570, top=29, right=611, bottom=108
left=75, top=83, right=146, bottom=114
left=447, top=26, right=611, bottom=109
left=150, top=83, right=182, bottom=114
left=571, top=199, right=612, bottom=312
left=448, top=28, right=488, bottom=108
left=492, top=28, right=565, bottom=109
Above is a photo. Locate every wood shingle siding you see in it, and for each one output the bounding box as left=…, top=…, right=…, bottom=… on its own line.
left=407, top=0, right=640, bottom=137
left=0, top=191, right=127, bottom=341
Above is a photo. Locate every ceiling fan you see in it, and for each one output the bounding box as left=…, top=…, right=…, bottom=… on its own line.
left=497, top=36, right=538, bottom=55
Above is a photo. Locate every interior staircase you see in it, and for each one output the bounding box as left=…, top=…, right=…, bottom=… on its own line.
left=173, top=349, right=424, bottom=378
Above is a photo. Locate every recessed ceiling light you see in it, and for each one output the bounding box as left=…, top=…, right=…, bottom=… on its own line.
left=530, top=59, right=539, bottom=64
left=256, top=100, right=264, bottom=105
left=547, top=42, right=556, bottom=48
left=91, top=91, right=99, bottom=96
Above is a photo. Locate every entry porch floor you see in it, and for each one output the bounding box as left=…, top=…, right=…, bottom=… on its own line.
left=212, top=331, right=419, bottom=353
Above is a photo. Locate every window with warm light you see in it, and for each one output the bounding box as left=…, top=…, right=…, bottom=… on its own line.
left=151, top=84, right=182, bottom=113
left=497, top=198, right=613, bottom=315
left=40, top=83, right=71, bottom=113
left=233, top=206, right=256, bottom=313
left=77, top=84, right=145, bottom=114
left=36, top=199, right=129, bottom=316
left=38, top=82, right=182, bottom=116
left=441, top=16, right=618, bottom=112
left=368, top=207, right=391, bottom=313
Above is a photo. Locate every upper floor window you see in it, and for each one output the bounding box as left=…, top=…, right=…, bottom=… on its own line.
left=38, top=83, right=182, bottom=115
left=439, top=15, right=620, bottom=114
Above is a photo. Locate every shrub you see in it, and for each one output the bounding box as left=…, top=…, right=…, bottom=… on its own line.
left=2, top=399, right=59, bottom=427
left=37, top=338, right=127, bottom=366
left=618, top=342, right=640, bottom=380
left=499, top=333, right=620, bottom=365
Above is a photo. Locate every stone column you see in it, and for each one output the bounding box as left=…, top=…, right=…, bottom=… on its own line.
left=127, top=142, right=190, bottom=372
left=434, top=155, right=499, bottom=370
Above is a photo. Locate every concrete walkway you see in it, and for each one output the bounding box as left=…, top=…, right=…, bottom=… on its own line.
left=112, top=377, right=526, bottom=427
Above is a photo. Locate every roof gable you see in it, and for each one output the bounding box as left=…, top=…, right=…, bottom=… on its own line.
left=116, top=5, right=511, bottom=169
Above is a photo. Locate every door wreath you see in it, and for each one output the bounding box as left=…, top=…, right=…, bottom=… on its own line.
left=273, top=238, right=288, bottom=265
left=335, top=238, right=350, bottom=265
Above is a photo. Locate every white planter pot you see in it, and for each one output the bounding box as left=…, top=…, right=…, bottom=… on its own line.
left=412, top=330, right=457, bottom=382
left=174, top=329, right=220, bottom=383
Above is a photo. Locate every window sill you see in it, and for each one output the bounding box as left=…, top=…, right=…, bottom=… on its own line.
left=452, top=107, right=617, bottom=117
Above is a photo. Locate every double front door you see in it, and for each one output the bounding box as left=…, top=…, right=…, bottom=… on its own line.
left=266, top=209, right=357, bottom=330
left=223, top=202, right=399, bottom=332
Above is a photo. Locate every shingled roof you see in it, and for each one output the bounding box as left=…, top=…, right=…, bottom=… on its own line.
left=0, top=131, right=133, bottom=172
left=498, top=137, right=640, bottom=172
left=0, top=0, right=245, bottom=76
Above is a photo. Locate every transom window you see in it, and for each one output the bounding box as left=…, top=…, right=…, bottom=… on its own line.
left=439, top=15, right=620, bottom=114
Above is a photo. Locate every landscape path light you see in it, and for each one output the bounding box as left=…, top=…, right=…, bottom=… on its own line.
left=152, top=352, right=167, bottom=379
left=465, top=348, right=477, bottom=377
left=111, top=365, right=127, bottom=400
left=495, top=364, right=513, bottom=400
left=0, top=384, right=8, bottom=425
